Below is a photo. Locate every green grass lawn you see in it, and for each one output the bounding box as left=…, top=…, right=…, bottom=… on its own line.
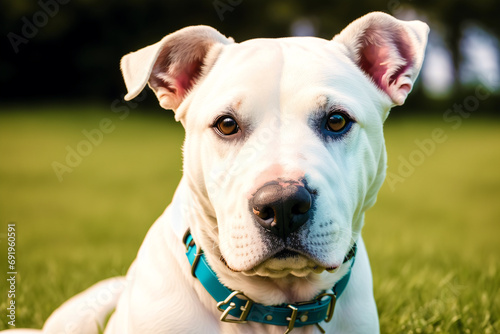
left=0, top=105, right=499, bottom=332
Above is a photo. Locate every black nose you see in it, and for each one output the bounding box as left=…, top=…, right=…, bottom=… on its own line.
left=251, top=182, right=312, bottom=239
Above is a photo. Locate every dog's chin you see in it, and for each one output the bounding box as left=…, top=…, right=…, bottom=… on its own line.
left=239, top=251, right=340, bottom=279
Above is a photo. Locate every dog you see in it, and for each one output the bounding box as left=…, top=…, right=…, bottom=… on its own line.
left=4, top=11, right=428, bottom=334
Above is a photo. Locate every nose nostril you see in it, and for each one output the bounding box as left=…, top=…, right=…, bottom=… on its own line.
left=291, top=198, right=311, bottom=215
left=251, top=181, right=313, bottom=239
left=253, top=206, right=274, bottom=221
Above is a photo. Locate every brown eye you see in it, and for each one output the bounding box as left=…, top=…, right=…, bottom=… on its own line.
left=326, top=113, right=347, bottom=132
left=215, top=116, right=239, bottom=136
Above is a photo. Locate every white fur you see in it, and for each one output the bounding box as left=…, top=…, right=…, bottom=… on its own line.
left=3, top=12, right=428, bottom=334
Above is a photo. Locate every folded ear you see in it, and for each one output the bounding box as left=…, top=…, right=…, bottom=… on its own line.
left=120, top=26, right=233, bottom=111
left=334, top=12, right=429, bottom=106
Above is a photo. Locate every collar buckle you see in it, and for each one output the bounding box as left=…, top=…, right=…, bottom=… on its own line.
left=182, top=228, right=195, bottom=251
left=315, top=292, right=337, bottom=323
left=284, top=292, right=335, bottom=334
left=183, top=228, right=203, bottom=278
left=217, top=290, right=255, bottom=324
left=190, top=247, right=203, bottom=278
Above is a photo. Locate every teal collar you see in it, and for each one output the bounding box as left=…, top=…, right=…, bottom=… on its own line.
left=183, top=229, right=356, bottom=333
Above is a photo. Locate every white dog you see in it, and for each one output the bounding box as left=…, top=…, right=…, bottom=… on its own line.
left=4, top=12, right=428, bottom=334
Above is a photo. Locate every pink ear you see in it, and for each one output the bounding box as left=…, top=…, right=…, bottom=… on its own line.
left=121, top=26, right=233, bottom=111
left=334, top=12, right=429, bottom=106
left=149, top=52, right=206, bottom=110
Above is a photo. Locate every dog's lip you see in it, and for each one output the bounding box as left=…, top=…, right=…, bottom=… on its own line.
left=239, top=250, right=340, bottom=278
left=220, top=247, right=343, bottom=277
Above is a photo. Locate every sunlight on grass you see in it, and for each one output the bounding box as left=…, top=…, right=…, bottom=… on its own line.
left=0, top=106, right=499, bottom=331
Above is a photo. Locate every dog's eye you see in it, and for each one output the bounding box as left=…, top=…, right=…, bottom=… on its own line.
left=215, top=116, right=239, bottom=136
left=326, top=112, right=350, bottom=133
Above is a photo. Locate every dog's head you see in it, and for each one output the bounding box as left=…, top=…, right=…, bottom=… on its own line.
left=121, top=12, right=428, bottom=301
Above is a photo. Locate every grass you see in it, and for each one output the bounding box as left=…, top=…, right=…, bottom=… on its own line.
left=0, top=105, right=499, bottom=332
left=365, top=116, right=500, bottom=333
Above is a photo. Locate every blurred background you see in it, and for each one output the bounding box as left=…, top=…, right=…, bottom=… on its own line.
left=1, top=0, right=500, bottom=108
left=1, top=0, right=499, bottom=332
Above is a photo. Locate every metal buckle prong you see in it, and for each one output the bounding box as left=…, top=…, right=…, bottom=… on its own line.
left=190, top=248, right=203, bottom=278
left=182, top=228, right=190, bottom=249
left=284, top=304, right=298, bottom=334
left=315, top=323, right=326, bottom=333
left=217, top=290, right=254, bottom=324
left=182, top=228, right=195, bottom=251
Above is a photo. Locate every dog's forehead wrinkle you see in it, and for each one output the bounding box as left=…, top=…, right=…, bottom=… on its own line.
left=218, top=39, right=336, bottom=113
left=224, top=39, right=285, bottom=73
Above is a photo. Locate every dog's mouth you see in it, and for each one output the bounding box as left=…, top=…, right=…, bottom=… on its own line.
left=273, top=249, right=300, bottom=259
left=223, top=249, right=340, bottom=279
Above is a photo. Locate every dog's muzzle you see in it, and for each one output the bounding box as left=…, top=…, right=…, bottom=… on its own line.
left=250, top=181, right=313, bottom=239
